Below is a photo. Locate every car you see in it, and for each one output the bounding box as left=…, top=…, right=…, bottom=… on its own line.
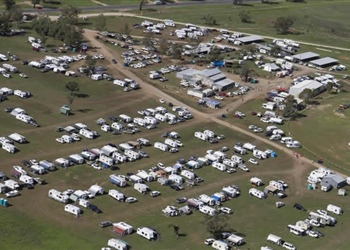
left=159, top=77, right=168, bottom=82
left=19, top=73, right=28, bottom=78
left=111, top=59, right=117, bottom=64
left=6, top=190, right=19, bottom=198
left=170, top=184, right=183, bottom=191
left=209, top=138, right=218, bottom=144
left=307, top=230, right=319, bottom=238
left=253, top=128, right=263, bottom=133
left=138, top=150, right=149, bottom=158
left=195, top=177, right=204, bottom=183
left=88, top=204, right=102, bottom=213
left=217, top=134, right=225, bottom=140
left=176, top=197, right=187, bottom=204
left=221, top=146, right=229, bottom=152
left=99, top=221, right=112, bottom=228
left=238, top=164, right=250, bottom=172
left=169, top=148, right=179, bottom=153
left=219, top=207, right=233, bottom=214
left=4, top=107, right=14, bottom=113
left=248, top=158, right=258, bottom=165
left=91, top=162, right=102, bottom=170
left=248, top=125, right=257, bottom=130
left=235, top=111, right=245, bottom=117
left=214, top=95, right=223, bottom=100
left=204, top=238, right=215, bottom=245
left=150, top=191, right=160, bottom=197
left=125, top=197, right=138, bottom=203
left=282, top=242, right=296, bottom=250
left=29, top=159, right=38, bottom=166
left=227, top=168, right=236, bottom=174
left=159, top=99, right=165, bottom=103
left=260, top=117, right=270, bottom=123
left=294, top=203, right=306, bottom=211
left=314, top=230, right=325, bottom=237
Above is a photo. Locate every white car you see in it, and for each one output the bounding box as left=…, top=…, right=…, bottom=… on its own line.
left=214, top=95, right=223, bottom=100
left=56, top=138, right=65, bottom=144
left=19, top=73, right=28, bottom=78
left=235, top=111, right=245, bottom=117
left=253, top=128, right=263, bottom=133
left=238, top=164, right=250, bottom=172
left=260, top=117, right=270, bottom=123
left=159, top=99, right=165, bottom=103
left=282, top=242, right=296, bottom=250
left=204, top=238, right=215, bottom=245
left=219, top=207, right=233, bottom=214
left=150, top=191, right=161, bottom=197
left=307, top=230, right=319, bottom=238
left=309, top=219, right=321, bottom=227
left=126, top=197, right=138, bottom=203
left=6, top=190, right=19, bottom=198
left=248, top=125, right=257, bottom=130
left=248, top=158, right=258, bottom=165
left=91, top=162, right=102, bottom=170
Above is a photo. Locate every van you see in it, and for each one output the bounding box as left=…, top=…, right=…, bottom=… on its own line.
left=327, top=204, right=343, bottom=215
left=266, top=234, right=282, bottom=245
left=136, top=227, right=158, bottom=240
left=212, top=240, right=229, bottom=250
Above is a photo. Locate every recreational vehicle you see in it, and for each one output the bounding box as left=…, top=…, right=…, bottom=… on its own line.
left=64, top=204, right=81, bottom=216
left=109, top=189, right=126, bottom=202
left=212, top=240, right=229, bottom=250
left=199, top=205, right=216, bottom=216
left=248, top=188, right=266, bottom=199
left=48, top=189, right=70, bottom=203
left=113, top=222, right=134, bottom=236
left=198, top=194, right=216, bottom=206
left=154, top=142, right=168, bottom=152
left=107, top=238, right=128, bottom=250
left=266, top=234, right=282, bottom=245
left=109, top=175, right=127, bottom=187
left=136, top=227, right=158, bottom=240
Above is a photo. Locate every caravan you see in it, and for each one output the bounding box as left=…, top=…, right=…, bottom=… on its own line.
left=194, top=131, right=208, bottom=141
left=48, top=189, right=70, bottom=203
left=110, top=175, right=127, bottom=187
left=198, top=194, right=216, bottom=206
left=266, top=234, right=282, bottom=245
left=212, top=240, right=229, bottom=250
left=212, top=162, right=227, bottom=171
left=199, top=205, right=216, bottom=216
left=249, top=188, right=266, bottom=199
left=154, top=142, right=168, bottom=152
left=107, top=238, right=128, bottom=250
left=64, top=204, right=81, bottom=216
left=109, top=189, right=126, bottom=202
left=180, top=170, right=195, bottom=180
left=136, top=227, right=158, bottom=241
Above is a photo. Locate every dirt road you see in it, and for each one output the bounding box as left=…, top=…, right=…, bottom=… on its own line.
left=83, top=29, right=337, bottom=181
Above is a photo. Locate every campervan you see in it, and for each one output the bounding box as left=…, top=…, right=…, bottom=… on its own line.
left=136, top=227, right=158, bottom=240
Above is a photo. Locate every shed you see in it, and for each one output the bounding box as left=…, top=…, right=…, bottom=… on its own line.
left=292, top=52, right=320, bottom=62
left=289, top=80, right=325, bottom=98
left=204, top=98, right=220, bottom=109
left=321, top=174, right=346, bottom=189
left=60, top=105, right=71, bottom=116
left=200, top=68, right=221, bottom=78
left=310, top=57, right=338, bottom=67
left=236, top=35, right=263, bottom=44
left=213, top=78, right=235, bottom=91
left=176, top=68, right=200, bottom=80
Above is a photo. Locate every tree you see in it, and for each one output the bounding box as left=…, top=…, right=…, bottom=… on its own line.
left=274, top=16, right=295, bottom=34
left=9, top=4, right=23, bottom=29
left=65, top=81, right=80, bottom=105
left=326, top=82, right=333, bottom=94
left=270, top=45, right=282, bottom=57
left=32, top=15, right=51, bottom=36
left=0, top=12, right=12, bottom=33
left=299, top=88, right=312, bottom=104
left=60, top=5, right=80, bottom=25
left=63, top=24, right=83, bottom=46
left=283, top=95, right=296, bottom=118
left=207, top=46, right=223, bottom=62
left=31, top=0, right=40, bottom=8
left=239, top=10, right=251, bottom=23
left=240, top=63, right=251, bottom=82
left=139, top=0, right=145, bottom=11
left=3, top=0, right=15, bottom=11
left=84, top=55, right=96, bottom=77
left=169, top=43, right=183, bottom=60
left=202, top=14, right=217, bottom=26
left=95, top=14, right=106, bottom=31
left=204, top=213, right=230, bottom=239
left=158, top=38, right=170, bottom=55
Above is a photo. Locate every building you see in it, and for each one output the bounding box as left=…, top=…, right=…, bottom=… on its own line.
left=321, top=174, right=346, bottom=189
left=263, top=63, right=280, bottom=72
left=292, top=52, right=320, bottom=62
left=310, top=57, right=338, bottom=68
left=200, top=98, right=221, bottom=109
left=289, top=80, right=325, bottom=98
left=213, top=78, right=236, bottom=91
left=236, top=35, right=263, bottom=44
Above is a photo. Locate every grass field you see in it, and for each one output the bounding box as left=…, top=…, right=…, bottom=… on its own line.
left=135, top=0, right=350, bottom=48
left=1, top=22, right=350, bottom=250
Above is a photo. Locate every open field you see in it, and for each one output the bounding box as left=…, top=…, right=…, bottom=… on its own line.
left=135, top=0, right=350, bottom=48
left=1, top=20, right=350, bottom=250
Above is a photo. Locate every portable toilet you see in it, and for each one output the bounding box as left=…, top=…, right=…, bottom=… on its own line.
left=307, top=184, right=312, bottom=190
left=0, top=198, right=3, bottom=206
left=60, top=105, right=71, bottom=116
left=3, top=199, right=7, bottom=207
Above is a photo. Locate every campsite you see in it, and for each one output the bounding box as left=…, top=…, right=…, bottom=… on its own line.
left=0, top=0, right=350, bottom=249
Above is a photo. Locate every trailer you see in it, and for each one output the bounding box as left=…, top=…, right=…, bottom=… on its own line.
left=198, top=194, right=216, bottom=206
left=48, top=189, right=70, bottom=203
left=54, top=158, right=70, bottom=168
left=100, top=145, right=118, bottom=156
left=8, top=133, right=26, bottom=144
left=187, top=198, right=204, bottom=209
left=113, top=222, right=134, bottom=236
left=154, top=142, right=168, bottom=152
left=109, top=174, right=127, bottom=187
left=99, top=154, right=114, bottom=168
left=134, top=183, right=149, bottom=194
left=243, top=142, right=257, bottom=151
left=168, top=174, right=183, bottom=184
left=64, top=204, right=81, bottom=216
left=109, top=189, right=126, bottom=202
left=69, top=154, right=85, bottom=164
left=39, top=160, right=56, bottom=171
left=136, top=170, right=154, bottom=182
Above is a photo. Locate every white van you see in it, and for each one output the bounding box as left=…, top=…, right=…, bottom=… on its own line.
left=136, top=227, right=157, bottom=240
left=212, top=240, right=229, bottom=250
left=327, top=204, right=343, bottom=215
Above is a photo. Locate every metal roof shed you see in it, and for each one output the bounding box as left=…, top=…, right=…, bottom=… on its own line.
left=205, top=99, right=221, bottom=109
left=176, top=68, right=200, bottom=79
left=237, top=35, right=263, bottom=44
left=213, top=78, right=235, bottom=91
left=200, top=68, right=221, bottom=77
left=210, top=73, right=226, bottom=82
left=292, top=52, right=320, bottom=62
left=310, top=57, right=338, bottom=67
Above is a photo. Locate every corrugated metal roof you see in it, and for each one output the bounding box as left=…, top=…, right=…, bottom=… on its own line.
left=310, top=57, right=338, bottom=67
left=292, top=52, right=319, bottom=61
left=213, top=78, right=235, bottom=87
left=290, top=80, right=323, bottom=90
left=210, top=73, right=226, bottom=82
left=236, top=35, right=263, bottom=43
left=201, top=68, right=221, bottom=77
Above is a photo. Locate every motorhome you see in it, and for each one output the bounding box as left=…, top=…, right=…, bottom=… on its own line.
left=48, top=189, right=70, bottom=203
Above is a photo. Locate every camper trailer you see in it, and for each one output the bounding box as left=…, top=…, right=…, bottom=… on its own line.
left=266, top=234, right=282, bottom=245
left=326, top=204, right=343, bottom=215
left=134, top=183, right=149, bottom=194
left=54, top=158, right=70, bottom=168
left=39, top=160, right=56, bottom=171
left=109, top=175, right=127, bottom=187
left=124, top=150, right=140, bottom=160
left=69, top=154, right=85, bottom=164
left=164, top=138, right=178, bottom=148
left=8, top=133, right=26, bottom=144
left=198, top=194, right=216, bottom=206
left=64, top=204, right=81, bottom=216
left=107, top=238, right=128, bottom=250
left=248, top=188, right=266, bottom=199
left=99, top=154, right=114, bottom=167
left=79, top=128, right=94, bottom=139
left=129, top=175, right=143, bottom=184
left=250, top=177, right=263, bottom=186
left=136, top=227, right=158, bottom=241
left=136, top=171, right=154, bottom=182
left=221, top=186, right=240, bottom=198
left=113, top=222, right=134, bottom=236
left=194, top=131, right=208, bottom=141
left=109, top=189, right=126, bottom=202
left=48, top=189, right=70, bottom=203
left=168, top=174, right=183, bottom=184
left=180, top=170, right=195, bottom=180
left=212, top=240, right=229, bottom=250
left=154, top=142, right=168, bottom=152
left=119, top=114, right=132, bottom=123
left=187, top=198, right=204, bottom=209
left=212, top=162, right=227, bottom=171
left=227, top=234, right=245, bottom=246
left=199, top=205, right=216, bottom=216
left=4, top=179, right=20, bottom=190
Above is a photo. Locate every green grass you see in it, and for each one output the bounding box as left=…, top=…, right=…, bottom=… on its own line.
left=16, top=0, right=99, bottom=8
